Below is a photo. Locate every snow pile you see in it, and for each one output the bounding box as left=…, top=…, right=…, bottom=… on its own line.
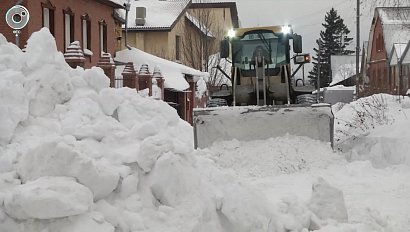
left=334, top=94, right=410, bottom=167
left=0, top=28, right=285, bottom=232
left=308, top=177, right=348, bottom=223
left=204, top=135, right=343, bottom=178
left=204, top=93, right=410, bottom=231
left=4, top=176, right=93, bottom=220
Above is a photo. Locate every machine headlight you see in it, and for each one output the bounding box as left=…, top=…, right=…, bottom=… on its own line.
left=281, top=25, right=292, bottom=35
left=227, top=29, right=236, bottom=38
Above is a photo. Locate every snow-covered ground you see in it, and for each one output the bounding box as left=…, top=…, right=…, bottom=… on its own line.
left=204, top=94, right=410, bottom=231
left=1, top=28, right=410, bottom=232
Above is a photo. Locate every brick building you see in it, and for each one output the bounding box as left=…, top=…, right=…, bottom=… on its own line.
left=0, top=0, right=124, bottom=68
left=365, top=7, right=410, bottom=96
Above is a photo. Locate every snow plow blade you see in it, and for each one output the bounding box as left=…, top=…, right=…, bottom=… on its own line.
left=193, top=104, right=334, bottom=149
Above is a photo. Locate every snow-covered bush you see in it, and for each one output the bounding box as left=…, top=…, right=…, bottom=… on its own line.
left=334, top=94, right=397, bottom=149
left=347, top=94, right=392, bottom=132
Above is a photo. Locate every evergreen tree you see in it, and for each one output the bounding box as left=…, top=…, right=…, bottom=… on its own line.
left=309, top=8, right=354, bottom=88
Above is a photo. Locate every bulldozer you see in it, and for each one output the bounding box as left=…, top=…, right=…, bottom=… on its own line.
left=193, top=25, right=334, bottom=149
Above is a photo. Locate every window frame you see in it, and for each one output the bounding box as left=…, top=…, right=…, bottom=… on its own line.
left=81, top=14, right=91, bottom=53
left=175, top=35, right=181, bottom=61
left=63, top=8, right=75, bottom=51
left=41, top=0, right=55, bottom=35
left=99, top=20, right=108, bottom=55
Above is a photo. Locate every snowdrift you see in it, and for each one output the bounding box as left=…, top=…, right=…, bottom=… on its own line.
left=0, top=28, right=290, bottom=232
left=334, top=94, right=410, bottom=167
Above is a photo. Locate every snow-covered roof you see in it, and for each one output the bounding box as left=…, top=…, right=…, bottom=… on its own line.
left=401, top=43, right=410, bottom=65
left=382, top=24, right=410, bottom=56
left=124, top=0, right=190, bottom=30
left=115, top=48, right=208, bottom=91
left=108, top=0, right=126, bottom=6
left=98, top=0, right=124, bottom=8
left=185, top=13, right=215, bottom=37
left=389, top=43, right=408, bottom=65
left=378, top=7, right=410, bottom=25
left=375, top=8, right=410, bottom=60
left=330, top=55, right=360, bottom=87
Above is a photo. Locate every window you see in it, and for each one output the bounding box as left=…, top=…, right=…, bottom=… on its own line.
left=175, top=35, right=181, bottom=61
left=376, top=33, right=384, bottom=52
left=99, top=20, right=107, bottom=54
left=81, top=14, right=91, bottom=52
left=63, top=8, right=74, bottom=51
left=42, top=1, right=55, bottom=35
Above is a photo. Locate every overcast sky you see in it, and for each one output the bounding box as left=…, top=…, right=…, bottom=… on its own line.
left=233, top=0, right=377, bottom=79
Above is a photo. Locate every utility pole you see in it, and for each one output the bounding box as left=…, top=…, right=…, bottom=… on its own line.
left=356, top=0, right=360, bottom=99
left=317, top=39, right=321, bottom=103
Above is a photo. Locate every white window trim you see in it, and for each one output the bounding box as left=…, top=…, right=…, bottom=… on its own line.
left=82, top=19, right=88, bottom=50
left=64, top=13, right=71, bottom=49
left=43, top=8, right=50, bottom=28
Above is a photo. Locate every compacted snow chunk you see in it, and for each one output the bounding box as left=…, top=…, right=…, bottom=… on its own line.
left=308, top=177, right=348, bottom=223
left=3, top=176, right=93, bottom=220
left=17, top=141, right=120, bottom=200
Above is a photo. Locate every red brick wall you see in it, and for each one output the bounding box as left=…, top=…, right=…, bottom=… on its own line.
left=0, top=0, right=29, bottom=47
left=367, top=16, right=390, bottom=96
left=1, top=0, right=117, bottom=68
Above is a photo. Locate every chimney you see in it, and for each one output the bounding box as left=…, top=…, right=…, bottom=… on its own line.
left=135, top=7, right=146, bottom=26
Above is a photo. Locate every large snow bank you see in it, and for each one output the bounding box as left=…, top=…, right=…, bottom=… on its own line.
left=0, top=28, right=288, bottom=231
left=334, top=94, right=410, bottom=167
left=205, top=95, right=410, bottom=231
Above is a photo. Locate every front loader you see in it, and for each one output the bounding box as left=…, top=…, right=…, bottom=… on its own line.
left=193, top=25, right=334, bottom=149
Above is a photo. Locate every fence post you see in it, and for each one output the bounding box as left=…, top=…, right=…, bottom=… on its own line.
left=64, top=41, right=85, bottom=68
left=153, top=66, right=165, bottom=100
left=138, top=64, right=152, bottom=96
left=97, top=53, right=116, bottom=88
left=122, top=62, right=138, bottom=89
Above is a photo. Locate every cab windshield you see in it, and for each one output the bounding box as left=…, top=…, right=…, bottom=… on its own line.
left=232, top=31, right=287, bottom=72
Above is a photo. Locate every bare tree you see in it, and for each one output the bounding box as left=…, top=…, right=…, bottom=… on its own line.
left=180, top=3, right=230, bottom=88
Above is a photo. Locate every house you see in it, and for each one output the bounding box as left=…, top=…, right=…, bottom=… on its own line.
left=122, top=0, right=238, bottom=70
left=366, top=7, right=410, bottom=96
left=388, top=42, right=410, bottom=95
left=0, top=0, right=124, bottom=68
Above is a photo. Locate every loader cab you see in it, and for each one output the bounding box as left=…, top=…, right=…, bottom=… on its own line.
left=218, top=26, right=308, bottom=106
left=230, top=30, right=289, bottom=77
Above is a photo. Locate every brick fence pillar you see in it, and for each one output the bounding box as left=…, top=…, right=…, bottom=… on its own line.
left=97, top=53, right=116, bottom=88
left=64, top=41, right=85, bottom=68
left=122, top=62, right=138, bottom=89
left=153, top=66, right=165, bottom=100
left=138, top=64, right=152, bottom=96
